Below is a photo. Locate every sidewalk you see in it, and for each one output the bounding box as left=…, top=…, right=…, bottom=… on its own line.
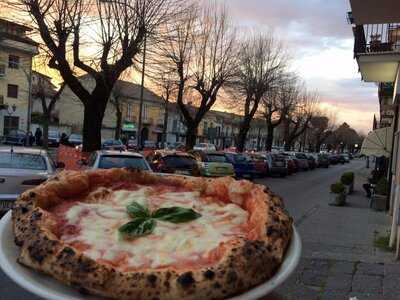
left=270, top=166, right=398, bottom=300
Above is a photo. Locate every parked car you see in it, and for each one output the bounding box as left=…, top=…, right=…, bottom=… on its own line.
left=102, top=139, right=126, bottom=151
left=339, top=154, right=348, bottom=164
left=306, top=154, right=317, bottom=170
left=82, top=150, right=151, bottom=171
left=263, top=153, right=288, bottom=177
left=127, top=139, right=138, bottom=150
left=285, top=157, right=296, bottom=175
left=224, top=152, right=254, bottom=179
left=143, top=140, right=157, bottom=150
left=248, top=154, right=269, bottom=177
left=166, top=142, right=186, bottom=151
left=342, top=154, right=351, bottom=163
left=329, top=154, right=340, bottom=165
left=280, top=153, right=297, bottom=174
left=193, top=143, right=217, bottom=151
left=150, top=151, right=200, bottom=176
left=4, top=130, right=26, bottom=146
left=47, top=131, right=60, bottom=147
left=292, top=152, right=310, bottom=171
left=315, top=153, right=330, bottom=168
left=193, top=151, right=235, bottom=177
left=68, top=134, right=83, bottom=146
left=0, top=147, right=64, bottom=211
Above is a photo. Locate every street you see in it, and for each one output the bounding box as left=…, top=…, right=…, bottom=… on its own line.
left=1, top=159, right=396, bottom=300
left=256, top=160, right=365, bottom=222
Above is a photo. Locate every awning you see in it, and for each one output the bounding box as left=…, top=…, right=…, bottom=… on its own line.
left=361, top=126, right=393, bottom=157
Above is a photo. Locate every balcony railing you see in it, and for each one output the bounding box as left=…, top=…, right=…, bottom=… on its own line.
left=354, top=23, right=400, bottom=57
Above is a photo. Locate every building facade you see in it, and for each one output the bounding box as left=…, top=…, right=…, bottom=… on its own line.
left=53, top=74, right=270, bottom=149
left=349, top=0, right=400, bottom=257
left=0, top=18, right=38, bottom=136
left=57, top=76, right=166, bottom=142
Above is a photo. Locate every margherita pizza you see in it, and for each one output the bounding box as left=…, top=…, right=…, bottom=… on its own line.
left=12, top=169, right=293, bottom=300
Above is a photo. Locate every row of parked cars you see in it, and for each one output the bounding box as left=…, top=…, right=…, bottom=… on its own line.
left=0, top=144, right=353, bottom=213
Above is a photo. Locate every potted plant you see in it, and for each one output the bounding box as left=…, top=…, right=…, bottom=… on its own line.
left=372, top=178, right=389, bottom=211
left=370, top=34, right=382, bottom=52
left=341, top=172, right=355, bottom=195
left=330, top=182, right=347, bottom=206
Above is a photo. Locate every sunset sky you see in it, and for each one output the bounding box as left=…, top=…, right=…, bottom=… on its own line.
left=225, top=0, right=378, bottom=134
left=0, top=0, right=378, bottom=134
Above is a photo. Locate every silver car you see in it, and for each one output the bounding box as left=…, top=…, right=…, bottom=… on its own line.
left=82, top=150, right=152, bottom=171
left=0, top=147, right=64, bottom=211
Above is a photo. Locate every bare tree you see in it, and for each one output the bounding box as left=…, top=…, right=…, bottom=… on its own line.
left=307, top=111, right=337, bottom=152
left=109, top=86, right=124, bottom=140
left=32, top=79, right=66, bottom=149
left=149, top=71, right=176, bottom=148
left=182, top=5, right=237, bottom=149
left=261, top=73, right=297, bottom=151
left=283, top=89, right=319, bottom=151
left=232, top=32, right=287, bottom=152
left=11, top=0, right=179, bottom=152
left=150, top=2, right=197, bottom=147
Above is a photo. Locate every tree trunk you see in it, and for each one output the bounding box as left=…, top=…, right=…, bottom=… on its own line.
left=237, top=119, right=251, bottom=153
left=115, top=109, right=122, bottom=140
left=42, top=118, right=49, bottom=150
left=162, top=101, right=169, bottom=148
left=185, top=124, right=197, bottom=150
left=265, top=123, right=274, bottom=151
left=82, top=98, right=107, bottom=152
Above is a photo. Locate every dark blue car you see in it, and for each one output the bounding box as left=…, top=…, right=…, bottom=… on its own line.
left=224, top=152, right=254, bottom=179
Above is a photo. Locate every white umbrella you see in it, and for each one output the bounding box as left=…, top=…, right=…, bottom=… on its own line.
left=361, top=126, right=393, bottom=157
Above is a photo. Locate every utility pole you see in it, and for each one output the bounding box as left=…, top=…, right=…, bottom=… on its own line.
left=137, top=1, right=147, bottom=150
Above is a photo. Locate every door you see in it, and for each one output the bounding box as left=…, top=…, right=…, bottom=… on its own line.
left=3, top=116, right=19, bottom=135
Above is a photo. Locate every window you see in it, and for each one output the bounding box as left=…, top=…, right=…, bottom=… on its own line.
left=99, top=155, right=149, bottom=170
left=0, top=153, right=46, bottom=170
left=8, top=55, right=20, bottom=69
left=127, top=103, right=133, bottom=121
left=7, top=84, right=18, bottom=98
left=142, top=104, right=148, bottom=121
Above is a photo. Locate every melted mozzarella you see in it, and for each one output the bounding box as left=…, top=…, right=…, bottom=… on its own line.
left=61, top=186, right=248, bottom=270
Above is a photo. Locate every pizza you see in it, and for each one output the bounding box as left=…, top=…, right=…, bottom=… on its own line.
left=12, top=169, right=293, bottom=300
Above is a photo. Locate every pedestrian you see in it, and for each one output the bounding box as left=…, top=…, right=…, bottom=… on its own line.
left=363, top=169, right=384, bottom=198
left=27, top=131, right=34, bottom=146
left=34, top=127, right=42, bottom=146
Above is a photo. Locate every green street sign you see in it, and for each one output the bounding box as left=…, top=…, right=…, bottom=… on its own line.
left=123, top=122, right=136, bottom=131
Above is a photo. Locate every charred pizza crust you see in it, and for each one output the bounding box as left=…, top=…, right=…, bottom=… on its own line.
left=12, top=169, right=293, bottom=300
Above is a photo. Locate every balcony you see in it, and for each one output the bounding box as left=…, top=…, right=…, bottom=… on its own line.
left=353, top=23, right=400, bottom=82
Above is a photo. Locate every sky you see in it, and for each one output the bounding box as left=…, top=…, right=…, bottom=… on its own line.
left=224, top=0, right=378, bottom=134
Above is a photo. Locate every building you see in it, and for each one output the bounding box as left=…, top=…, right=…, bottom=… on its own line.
left=348, top=0, right=400, bottom=256
left=57, top=76, right=166, bottom=141
left=55, top=74, right=269, bottom=149
left=0, top=18, right=38, bottom=136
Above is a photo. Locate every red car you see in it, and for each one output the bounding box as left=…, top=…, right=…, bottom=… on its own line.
left=248, top=154, right=269, bottom=177
left=285, top=158, right=296, bottom=175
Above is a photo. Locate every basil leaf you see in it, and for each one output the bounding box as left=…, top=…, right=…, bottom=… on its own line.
left=118, top=218, right=156, bottom=239
left=152, top=207, right=201, bottom=223
left=127, top=201, right=149, bottom=218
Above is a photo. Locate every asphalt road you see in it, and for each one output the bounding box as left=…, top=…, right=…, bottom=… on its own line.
left=255, top=159, right=366, bottom=223
left=0, top=159, right=366, bottom=299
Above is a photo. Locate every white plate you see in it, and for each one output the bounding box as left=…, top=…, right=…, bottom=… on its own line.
left=0, top=211, right=301, bottom=300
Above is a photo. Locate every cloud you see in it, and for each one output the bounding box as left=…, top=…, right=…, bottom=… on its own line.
left=224, top=0, right=378, bottom=133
